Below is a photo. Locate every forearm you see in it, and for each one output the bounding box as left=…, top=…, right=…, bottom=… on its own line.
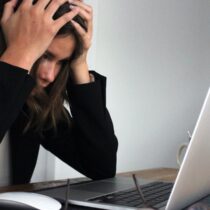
left=70, top=60, right=91, bottom=84
left=66, top=72, right=118, bottom=178
left=43, top=72, right=118, bottom=179
left=0, top=48, right=35, bottom=71
left=74, top=124, right=118, bottom=180
left=68, top=72, right=110, bottom=140
left=42, top=121, right=118, bottom=180
left=0, top=61, right=35, bottom=141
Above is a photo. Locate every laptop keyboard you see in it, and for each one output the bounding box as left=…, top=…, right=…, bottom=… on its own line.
left=89, top=181, right=173, bottom=208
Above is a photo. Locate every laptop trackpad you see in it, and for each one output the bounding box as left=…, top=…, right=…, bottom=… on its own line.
left=71, top=180, right=134, bottom=193
left=38, top=177, right=150, bottom=201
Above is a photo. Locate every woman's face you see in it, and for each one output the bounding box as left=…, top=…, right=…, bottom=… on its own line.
left=36, top=35, right=75, bottom=88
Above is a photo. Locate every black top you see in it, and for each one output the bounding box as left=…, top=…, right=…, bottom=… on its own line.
left=5, top=63, right=118, bottom=184
left=0, top=61, right=35, bottom=141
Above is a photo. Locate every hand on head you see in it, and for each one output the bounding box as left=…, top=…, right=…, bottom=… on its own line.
left=0, top=0, right=80, bottom=70
left=69, top=0, right=93, bottom=69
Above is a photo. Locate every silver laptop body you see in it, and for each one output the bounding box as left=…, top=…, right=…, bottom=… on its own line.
left=39, top=88, right=210, bottom=210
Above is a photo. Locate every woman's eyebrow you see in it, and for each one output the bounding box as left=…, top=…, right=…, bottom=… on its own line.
left=45, top=50, right=70, bottom=61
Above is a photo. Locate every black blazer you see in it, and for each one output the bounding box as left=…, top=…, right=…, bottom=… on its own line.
left=9, top=71, right=118, bottom=184
left=0, top=61, right=34, bottom=141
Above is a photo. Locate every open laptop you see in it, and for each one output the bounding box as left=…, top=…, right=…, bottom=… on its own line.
left=38, top=88, right=210, bottom=210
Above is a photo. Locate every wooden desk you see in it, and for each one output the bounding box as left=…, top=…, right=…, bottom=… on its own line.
left=0, top=167, right=178, bottom=193
left=4, top=168, right=209, bottom=210
left=118, top=167, right=178, bottom=182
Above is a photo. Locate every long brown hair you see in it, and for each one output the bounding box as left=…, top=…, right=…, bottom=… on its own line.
left=0, top=1, right=87, bottom=134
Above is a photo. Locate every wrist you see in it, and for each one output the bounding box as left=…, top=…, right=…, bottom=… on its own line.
left=70, top=61, right=91, bottom=84
left=0, top=48, right=36, bottom=71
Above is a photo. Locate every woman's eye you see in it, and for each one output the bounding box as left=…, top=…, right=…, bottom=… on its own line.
left=42, top=54, right=49, bottom=60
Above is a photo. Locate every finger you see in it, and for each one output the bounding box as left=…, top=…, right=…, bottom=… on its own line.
left=54, top=8, right=79, bottom=31
left=70, top=19, right=86, bottom=37
left=20, top=0, right=33, bottom=8
left=1, top=0, right=17, bottom=23
left=70, top=0, right=93, bottom=34
left=71, top=5, right=92, bottom=21
left=72, top=6, right=93, bottom=36
left=69, top=0, right=92, bottom=13
left=46, top=0, right=70, bottom=18
left=35, top=0, right=52, bottom=9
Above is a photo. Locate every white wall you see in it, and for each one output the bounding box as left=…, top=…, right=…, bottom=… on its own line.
left=95, top=0, right=210, bottom=172
left=32, top=0, right=210, bottom=181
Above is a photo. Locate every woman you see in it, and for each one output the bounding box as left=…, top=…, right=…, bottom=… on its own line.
left=0, top=0, right=79, bottom=141
left=0, top=0, right=118, bottom=184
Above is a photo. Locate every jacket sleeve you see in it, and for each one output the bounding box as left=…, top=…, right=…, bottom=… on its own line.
left=0, top=61, right=35, bottom=142
left=42, top=71, right=118, bottom=180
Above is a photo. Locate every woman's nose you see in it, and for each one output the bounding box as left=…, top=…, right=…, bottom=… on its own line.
left=44, top=64, right=57, bottom=83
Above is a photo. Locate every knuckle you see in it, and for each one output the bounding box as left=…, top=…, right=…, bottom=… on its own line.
left=54, top=0, right=63, bottom=6
left=31, top=7, right=39, bottom=16
left=0, top=19, right=5, bottom=26
left=64, top=13, right=72, bottom=22
left=86, top=15, right=92, bottom=21
left=4, top=1, right=12, bottom=8
left=86, top=36, right=91, bottom=43
left=48, top=25, right=56, bottom=35
left=19, top=0, right=29, bottom=9
left=0, top=15, right=6, bottom=23
left=19, top=4, right=28, bottom=13
left=47, top=26, right=55, bottom=36
left=42, top=17, right=54, bottom=34
left=81, top=31, right=86, bottom=38
left=88, top=6, right=93, bottom=13
left=43, top=14, right=51, bottom=24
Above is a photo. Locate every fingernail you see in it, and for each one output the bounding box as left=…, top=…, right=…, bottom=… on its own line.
left=70, top=5, right=75, bottom=9
left=70, top=5, right=79, bottom=12
left=71, top=20, right=76, bottom=24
